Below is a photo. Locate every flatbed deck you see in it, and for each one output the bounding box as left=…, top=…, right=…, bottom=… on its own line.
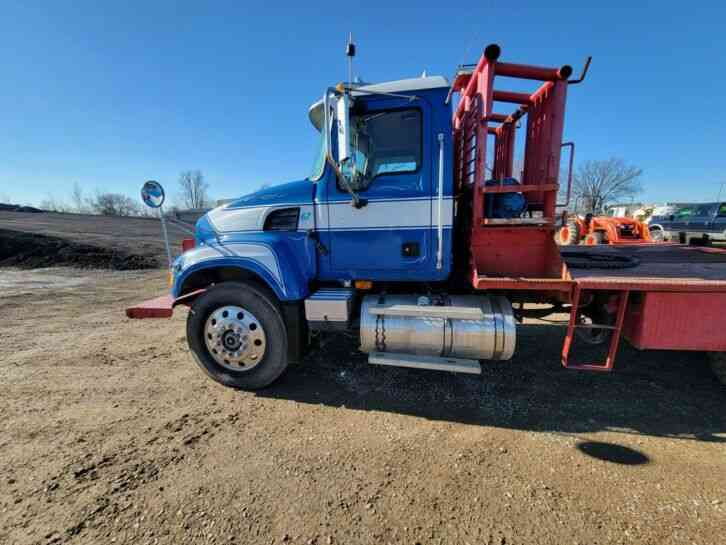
left=563, top=244, right=726, bottom=291
left=473, top=243, right=726, bottom=292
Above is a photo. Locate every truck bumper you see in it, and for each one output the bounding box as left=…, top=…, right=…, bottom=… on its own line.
left=125, top=290, right=205, bottom=319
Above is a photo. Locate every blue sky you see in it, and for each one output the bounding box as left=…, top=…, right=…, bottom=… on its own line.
left=2, top=1, right=725, bottom=207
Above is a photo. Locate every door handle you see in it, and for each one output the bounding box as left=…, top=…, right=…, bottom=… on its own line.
left=401, top=242, right=420, bottom=257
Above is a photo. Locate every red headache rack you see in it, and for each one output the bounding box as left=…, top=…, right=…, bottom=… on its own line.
left=450, top=44, right=590, bottom=284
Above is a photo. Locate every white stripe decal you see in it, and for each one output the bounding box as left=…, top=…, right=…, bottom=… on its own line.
left=180, top=243, right=285, bottom=294
left=208, top=197, right=454, bottom=233
left=209, top=204, right=315, bottom=234
left=327, top=198, right=452, bottom=230
left=328, top=226, right=452, bottom=231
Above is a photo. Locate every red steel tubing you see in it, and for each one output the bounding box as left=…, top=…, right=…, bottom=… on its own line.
left=493, top=90, right=531, bottom=104
left=495, top=61, right=572, bottom=82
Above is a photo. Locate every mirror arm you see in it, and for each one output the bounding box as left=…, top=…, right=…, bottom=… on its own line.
left=323, top=86, right=368, bottom=208
left=326, top=156, right=367, bottom=208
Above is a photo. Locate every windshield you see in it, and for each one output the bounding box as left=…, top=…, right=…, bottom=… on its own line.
left=309, top=127, right=326, bottom=181
left=676, top=204, right=717, bottom=217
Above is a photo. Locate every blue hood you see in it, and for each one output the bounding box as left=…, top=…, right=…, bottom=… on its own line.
left=226, top=179, right=314, bottom=209
left=196, top=179, right=315, bottom=239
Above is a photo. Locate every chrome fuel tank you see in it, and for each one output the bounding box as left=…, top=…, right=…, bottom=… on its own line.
left=359, top=294, right=516, bottom=361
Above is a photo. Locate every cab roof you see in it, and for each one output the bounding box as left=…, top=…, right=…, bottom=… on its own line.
left=308, top=75, right=449, bottom=130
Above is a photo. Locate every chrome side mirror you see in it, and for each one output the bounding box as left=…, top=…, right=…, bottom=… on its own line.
left=141, top=180, right=166, bottom=208
left=336, top=93, right=351, bottom=164
left=140, top=180, right=172, bottom=268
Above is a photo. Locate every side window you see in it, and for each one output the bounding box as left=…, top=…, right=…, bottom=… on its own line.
left=340, top=108, right=422, bottom=192
left=718, top=203, right=726, bottom=217
left=695, top=204, right=717, bottom=217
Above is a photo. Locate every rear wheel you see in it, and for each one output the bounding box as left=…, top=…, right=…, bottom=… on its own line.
left=708, top=352, right=726, bottom=386
left=574, top=301, right=614, bottom=345
left=187, top=282, right=288, bottom=390
left=556, top=219, right=581, bottom=245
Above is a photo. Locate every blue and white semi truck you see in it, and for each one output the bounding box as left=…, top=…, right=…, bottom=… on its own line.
left=127, top=44, right=726, bottom=389
left=131, top=68, right=524, bottom=388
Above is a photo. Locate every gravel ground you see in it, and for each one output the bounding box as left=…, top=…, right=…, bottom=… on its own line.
left=1, top=268, right=725, bottom=545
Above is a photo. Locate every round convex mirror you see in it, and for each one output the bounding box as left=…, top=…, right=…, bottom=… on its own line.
left=141, top=180, right=165, bottom=208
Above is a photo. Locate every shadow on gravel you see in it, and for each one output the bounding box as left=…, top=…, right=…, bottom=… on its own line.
left=576, top=441, right=650, bottom=465
left=256, top=324, right=726, bottom=444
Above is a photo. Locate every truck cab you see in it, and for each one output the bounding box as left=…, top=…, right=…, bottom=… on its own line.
left=173, top=76, right=454, bottom=305
left=308, top=77, right=453, bottom=283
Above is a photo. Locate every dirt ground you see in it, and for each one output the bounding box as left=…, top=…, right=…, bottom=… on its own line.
left=1, top=267, right=725, bottom=545
left=0, top=211, right=187, bottom=269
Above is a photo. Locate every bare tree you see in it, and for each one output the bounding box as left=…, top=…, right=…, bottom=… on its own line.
left=178, top=170, right=210, bottom=209
left=70, top=182, right=86, bottom=213
left=88, top=191, right=140, bottom=216
left=39, top=195, right=69, bottom=213
left=572, top=158, right=643, bottom=214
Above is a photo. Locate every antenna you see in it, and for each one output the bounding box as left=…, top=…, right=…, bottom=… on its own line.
left=345, top=32, right=356, bottom=85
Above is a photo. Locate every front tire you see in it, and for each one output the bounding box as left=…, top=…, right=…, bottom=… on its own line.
left=187, top=282, right=288, bottom=390
left=649, top=227, right=664, bottom=242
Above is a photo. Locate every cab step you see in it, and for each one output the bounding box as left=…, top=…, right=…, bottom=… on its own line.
left=368, top=352, right=481, bottom=375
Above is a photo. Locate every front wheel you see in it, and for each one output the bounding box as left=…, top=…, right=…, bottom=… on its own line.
left=649, top=227, right=664, bottom=242
left=186, top=282, right=288, bottom=390
left=556, top=219, right=581, bottom=245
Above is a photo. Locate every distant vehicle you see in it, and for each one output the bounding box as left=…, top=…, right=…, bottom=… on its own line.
left=556, top=213, right=652, bottom=245
left=606, top=204, right=643, bottom=219
left=649, top=202, right=726, bottom=243
left=604, top=204, right=659, bottom=224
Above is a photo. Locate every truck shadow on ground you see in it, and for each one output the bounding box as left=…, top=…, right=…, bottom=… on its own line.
left=256, top=324, right=726, bottom=447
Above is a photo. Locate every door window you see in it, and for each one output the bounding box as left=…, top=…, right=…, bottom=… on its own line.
left=340, top=108, right=422, bottom=192
left=718, top=203, right=726, bottom=217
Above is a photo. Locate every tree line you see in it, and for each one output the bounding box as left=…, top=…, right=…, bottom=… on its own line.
left=39, top=170, right=211, bottom=216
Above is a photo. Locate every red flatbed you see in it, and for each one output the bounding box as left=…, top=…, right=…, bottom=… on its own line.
left=564, top=244, right=726, bottom=291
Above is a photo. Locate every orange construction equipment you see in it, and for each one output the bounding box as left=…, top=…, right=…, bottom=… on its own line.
left=556, top=213, right=652, bottom=245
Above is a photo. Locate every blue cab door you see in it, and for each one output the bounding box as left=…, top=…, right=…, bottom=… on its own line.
left=323, top=96, right=439, bottom=281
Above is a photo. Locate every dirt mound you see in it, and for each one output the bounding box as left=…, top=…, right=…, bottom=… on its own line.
left=0, top=202, right=43, bottom=213
left=0, top=229, right=160, bottom=270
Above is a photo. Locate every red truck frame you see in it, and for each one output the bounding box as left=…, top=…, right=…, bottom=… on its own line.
left=449, top=44, right=726, bottom=370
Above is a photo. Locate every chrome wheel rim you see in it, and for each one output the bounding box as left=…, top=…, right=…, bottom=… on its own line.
left=204, top=305, right=266, bottom=371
